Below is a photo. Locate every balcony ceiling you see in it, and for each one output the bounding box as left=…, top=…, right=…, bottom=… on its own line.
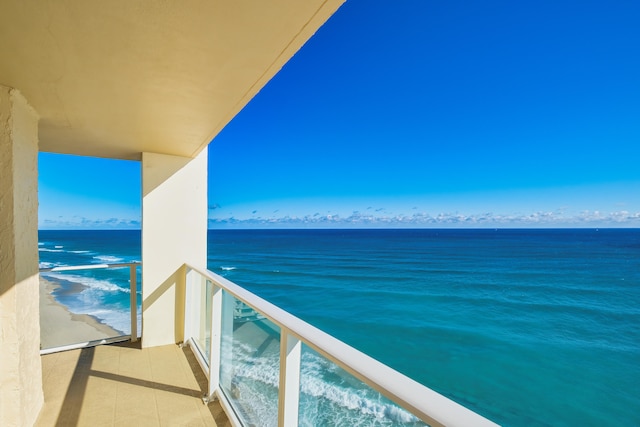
left=0, top=1, right=343, bottom=160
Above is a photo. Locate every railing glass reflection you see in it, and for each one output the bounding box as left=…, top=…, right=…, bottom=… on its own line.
left=298, top=345, right=428, bottom=426
left=220, top=292, right=280, bottom=426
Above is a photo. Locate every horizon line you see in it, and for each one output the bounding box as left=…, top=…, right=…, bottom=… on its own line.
left=38, top=226, right=640, bottom=231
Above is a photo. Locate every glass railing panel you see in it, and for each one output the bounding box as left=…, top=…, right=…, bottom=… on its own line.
left=39, top=265, right=139, bottom=350
left=183, top=267, right=497, bottom=426
left=219, top=291, right=280, bottom=427
left=298, top=345, right=429, bottom=427
left=191, top=277, right=213, bottom=361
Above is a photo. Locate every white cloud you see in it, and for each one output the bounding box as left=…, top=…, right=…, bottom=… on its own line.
left=39, top=217, right=141, bottom=230
left=209, top=209, right=640, bottom=229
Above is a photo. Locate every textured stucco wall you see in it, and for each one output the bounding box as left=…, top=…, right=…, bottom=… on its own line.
left=141, top=150, right=207, bottom=348
left=0, top=86, right=43, bottom=427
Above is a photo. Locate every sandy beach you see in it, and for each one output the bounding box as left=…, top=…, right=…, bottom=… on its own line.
left=40, top=277, right=121, bottom=349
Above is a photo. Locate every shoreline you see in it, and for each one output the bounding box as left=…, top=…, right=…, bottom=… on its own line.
left=40, top=277, right=121, bottom=349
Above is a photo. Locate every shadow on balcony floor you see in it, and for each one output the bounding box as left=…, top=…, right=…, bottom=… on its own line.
left=36, top=341, right=231, bottom=427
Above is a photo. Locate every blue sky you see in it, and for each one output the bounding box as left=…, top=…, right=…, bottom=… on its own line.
left=39, top=0, right=640, bottom=229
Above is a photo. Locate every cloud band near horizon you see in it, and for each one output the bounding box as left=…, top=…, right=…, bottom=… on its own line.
left=208, top=209, right=640, bottom=228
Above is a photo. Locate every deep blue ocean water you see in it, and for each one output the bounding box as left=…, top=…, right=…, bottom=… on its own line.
left=38, top=229, right=640, bottom=426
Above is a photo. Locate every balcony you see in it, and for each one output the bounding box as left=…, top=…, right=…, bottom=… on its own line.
left=37, top=341, right=229, bottom=426
left=38, top=263, right=499, bottom=427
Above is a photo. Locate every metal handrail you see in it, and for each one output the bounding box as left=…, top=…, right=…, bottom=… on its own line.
left=185, top=264, right=499, bottom=427
left=39, top=262, right=141, bottom=353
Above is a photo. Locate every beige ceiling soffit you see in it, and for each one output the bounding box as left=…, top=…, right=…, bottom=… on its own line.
left=0, top=1, right=347, bottom=161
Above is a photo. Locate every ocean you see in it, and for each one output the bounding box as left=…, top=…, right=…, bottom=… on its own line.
left=38, top=230, right=142, bottom=335
left=38, top=228, right=640, bottom=426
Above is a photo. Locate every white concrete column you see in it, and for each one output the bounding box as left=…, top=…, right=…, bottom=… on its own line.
left=0, top=86, right=43, bottom=426
left=141, top=150, right=207, bottom=348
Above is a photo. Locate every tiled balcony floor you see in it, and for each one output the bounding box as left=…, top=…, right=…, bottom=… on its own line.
left=36, top=341, right=231, bottom=427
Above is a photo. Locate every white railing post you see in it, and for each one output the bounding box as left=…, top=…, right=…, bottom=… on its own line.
left=183, top=268, right=192, bottom=341
left=184, top=267, right=200, bottom=343
left=206, top=283, right=223, bottom=402
left=278, top=331, right=301, bottom=427
left=129, top=264, right=137, bottom=342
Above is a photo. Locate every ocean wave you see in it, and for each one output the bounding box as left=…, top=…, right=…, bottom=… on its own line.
left=54, top=245, right=63, bottom=249
left=39, top=248, right=64, bottom=252
left=226, top=338, right=420, bottom=425
left=70, top=250, right=91, bottom=254
left=41, top=271, right=138, bottom=334
left=300, top=366, right=419, bottom=424
left=221, top=266, right=237, bottom=271
left=81, top=307, right=140, bottom=335
left=43, top=272, right=131, bottom=294
left=39, top=262, right=60, bottom=269
left=93, top=255, right=124, bottom=263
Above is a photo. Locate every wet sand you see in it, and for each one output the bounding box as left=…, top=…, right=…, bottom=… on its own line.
left=39, top=277, right=121, bottom=349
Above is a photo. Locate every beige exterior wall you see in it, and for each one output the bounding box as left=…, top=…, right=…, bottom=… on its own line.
left=141, top=150, right=207, bottom=348
left=0, top=86, right=43, bottom=426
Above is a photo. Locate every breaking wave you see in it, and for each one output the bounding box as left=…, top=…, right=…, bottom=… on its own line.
left=93, top=255, right=124, bottom=263
left=42, top=272, right=131, bottom=294
left=222, top=338, right=423, bottom=426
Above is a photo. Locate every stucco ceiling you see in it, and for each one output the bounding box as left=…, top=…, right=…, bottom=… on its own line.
left=0, top=1, right=343, bottom=160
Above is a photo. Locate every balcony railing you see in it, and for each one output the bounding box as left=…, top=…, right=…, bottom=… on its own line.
left=183, top=264, right=499, bottom=427
left=39, top=262, right=140, bottom=354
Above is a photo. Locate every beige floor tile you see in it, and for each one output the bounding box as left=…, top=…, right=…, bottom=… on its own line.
left=35, top=405, right=62, bottom=427
left=76, top=402, right=115, bottom=426
left=203, top=401, right=232, bottom=427
left=114, top=415, right=161, bottom=427
left=155, top=388, right=201, bottom=406
left=160, top=415, right=207, bottom=427
left=157, top=404, right=205, bottom=426
left=90, top=351, right=120, bottom=371
left=114, top=402, right=160, bottom=422
left=115, top=384, right=157, bottom=416
left=37, top=342, right=226, bottom=427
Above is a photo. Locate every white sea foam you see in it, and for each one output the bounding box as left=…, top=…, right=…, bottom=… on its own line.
left=54, top=245, right=63, bottom=249
left=41, top=271, right=140, bottom=335
left=93, top=255, right=124, bottom=263
left=70, top=250, right=91, bottom=254
left=39, top=248, right=64, bottom=252
left=39, top=262, right=60, bottom=269
left=43, top=272, right=131, bottom=294
left=38, top=242, right=44, bottom=246
left=221, top=266, right=237, bottom=271
left=81, top=307, right=140, bottom=335
left=225, top=337, right=420, bottom=425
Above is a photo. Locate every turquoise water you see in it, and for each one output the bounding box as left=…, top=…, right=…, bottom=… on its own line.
left=39, top=229, right=640, bottom=426
left=38, top=230, right=142, bottom=335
